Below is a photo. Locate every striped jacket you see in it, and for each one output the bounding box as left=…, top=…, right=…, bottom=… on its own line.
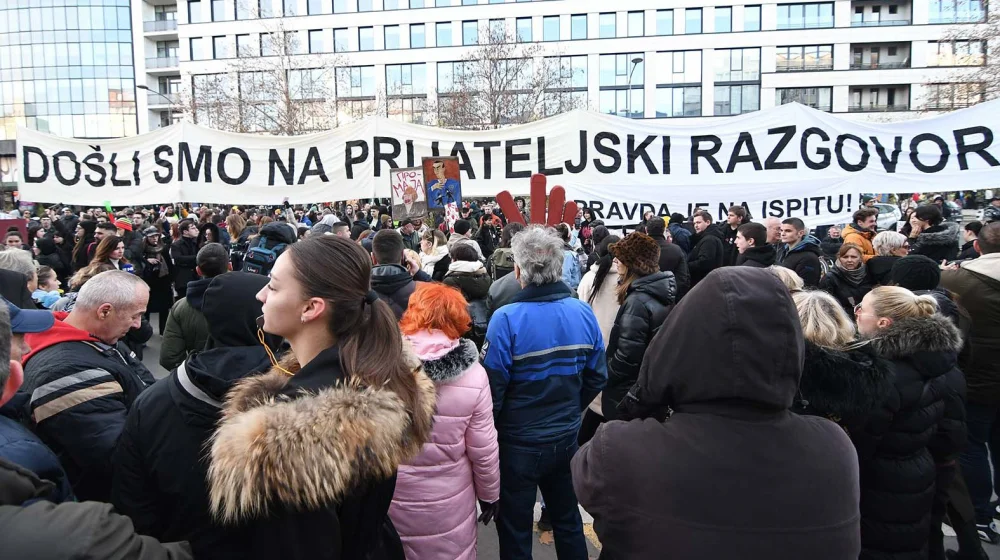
left=483, top=281, right=607, bottom=444
left=21, top=314, right=154, bottom=502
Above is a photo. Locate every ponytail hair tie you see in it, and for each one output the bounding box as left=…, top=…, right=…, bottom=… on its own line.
left=365, top=290, right=379, bottom=304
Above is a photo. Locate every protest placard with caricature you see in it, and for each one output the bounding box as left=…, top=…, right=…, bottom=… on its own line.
left=389, top=167, right=427, bottom=222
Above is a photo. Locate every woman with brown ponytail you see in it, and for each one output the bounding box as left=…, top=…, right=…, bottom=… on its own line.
left=855, top=286, right=967, bottom=560
left=206, top=235, right=437, bottom=560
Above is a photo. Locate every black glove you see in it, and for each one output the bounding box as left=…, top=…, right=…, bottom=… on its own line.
left=478, top=499, right=499, bottom=526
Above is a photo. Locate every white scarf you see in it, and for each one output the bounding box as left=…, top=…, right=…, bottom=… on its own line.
left=448, top=260, right=485, bottom=274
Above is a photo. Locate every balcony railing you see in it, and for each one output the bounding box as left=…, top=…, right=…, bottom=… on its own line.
left=146, top=56, right=179, bottom=69
left=850, top=19, right=911, bottom=27
left=147, top=91, right=180, bottom=105
left=849, top=60, right=911, bottom=70
left=929, top=15, right=986, bottom=23
left=143, top=20, right=177, bottom=32
left=925, top=100, right=982, bottom=110
left=775, top=21, right=834, bottom=29
left=848, top=103, right=911, bottom=112
left=776, top=61, right=835, bottom=72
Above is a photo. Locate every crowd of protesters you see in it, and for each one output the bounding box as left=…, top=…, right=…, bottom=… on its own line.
left=0, top=189, right=995, bottom=560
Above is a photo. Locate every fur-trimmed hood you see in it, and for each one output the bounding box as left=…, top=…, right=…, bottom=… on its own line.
left=798, top=342, right=894, bottom=420
left=864, top=313, right=963, bottom=359
left=420, top=338, right=479, bottom=383
left=207, top=343, right=437, bottom=524
left=914, top=221, right=960, bottom=248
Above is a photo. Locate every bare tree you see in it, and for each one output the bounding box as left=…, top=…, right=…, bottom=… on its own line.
left=932, top=2, right=997, bottom=107
left=181, top=17, right=351, bottom=134
left=434, top=25, right=586, bottom=130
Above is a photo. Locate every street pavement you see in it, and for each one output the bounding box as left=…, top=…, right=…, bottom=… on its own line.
left=141, top=320, right=601, bottom=559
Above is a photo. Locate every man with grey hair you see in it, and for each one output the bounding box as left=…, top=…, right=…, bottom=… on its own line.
left=482, top=225, right=607, bottom=559
left=20, top=270, right=154, bottom=502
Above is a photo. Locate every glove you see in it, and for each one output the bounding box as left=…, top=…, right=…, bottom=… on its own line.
left=478, top=499, right=499, bottom=526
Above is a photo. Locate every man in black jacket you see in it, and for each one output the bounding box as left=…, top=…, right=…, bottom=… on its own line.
left=170, top=219, right=200, bottom=299
left=734, top=223, right=777, bottom=268
left=720, top=206, right=748, bottom=267
left=686, top=211, right=725, bottom=287
left=370, top=230, right=432, bottom=319
left=112, top=272, right=279, bottom=558
left=776, top=218, right=823, bottom=287
left=646, top=217, right=691, bottom=298
left=20, top=270, right=154, bottom=502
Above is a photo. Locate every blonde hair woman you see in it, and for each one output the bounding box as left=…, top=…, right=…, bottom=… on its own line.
left=768, top=265, right=804, bottom=292
left=853, top=286, right=966, bottom=559
left=419, top=229, right=451, bottom=281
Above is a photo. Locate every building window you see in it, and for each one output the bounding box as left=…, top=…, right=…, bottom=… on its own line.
left=599, top=53, right=644, bottom=118
left=385, top=0, right=403, bottom=8
left=488, top=19, right=505, bottom=40
left=437, top=60, right=473, bottom=93
left=337, top=66, right=376, bottom=97
left=437, top=22, right=452, bottom=46
left=776, top=45, right=833, bottom=71
left=387, top=63, right=427, bottom=123
left=659, top=50, right=702, bottom=84
left=744, top=5, right=761, bottom=31
left=715, top=7, right=732, bottom=32
left=628, top=11, right=644, bottom=37
left=283, top=0, right=297, bottom=16
left=309, top=30, right=328, bottom=53
left=333, top=0, right=351, bottom=12
left=656, top=87, right=702, bottom=117
left=384, top=25, right=400, bottom=50
left=410, top=24, right=426, bottom=48
left=685, top=8, right=702, bottom=33
left=157, top=40, right=179, bottom=58
left=235, top=1, right=252, bottom=20
left=155, top=5, right=178, bottom=21
left=543, top=16, right=560, bottom=41
left=308, top=0, right=329, bottom=15
left=543, top=55, right=588, bottom=116
left=925, top=82, right=984, bottom=109
left=463, top=21, right=478, bottom=45
left=211, top=0, right=226, bottom=21
left=236, top=34, right=254, bottom=57
left=776, top=87, right=832, bottom=111
left=260, top=33, right=277, bottom=56
left=359, top=0, right=373, bottom=11
left=516, top=18, right=532, bottom=42
left=929, top=40, right=986, bottom=66
left=599, top=13, right=616, bottom=38
left=930, top=0, right=985, bottom=23
left=334, top=28, right=349, bottom=52
left=777, top=3, right=835, bottom=29
left=359, top=27, right=374, bottom=51
left=714, top=48, right=760, bottom=115
left=190, top=37, right=208, bottom=61
left=656, top=10, right=674, bottom=35
left=571, top=14, right=587, bottom=39
left=188, top=0, right=206, bottom=23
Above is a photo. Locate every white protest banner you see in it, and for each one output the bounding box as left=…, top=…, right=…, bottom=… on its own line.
left=17, top=101, right=1000, bottom=228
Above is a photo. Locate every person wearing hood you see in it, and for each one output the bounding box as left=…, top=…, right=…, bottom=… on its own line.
left=19, top=271, right=154, bottom=502
left=734, top=222, right=777, bottom=268
left=111, top=272, right=281, bottom=558
left=573, top=267, right=861, bottom=560
left=390, top=283, right=500, bottom=560
left=601, top=232, right=676, bottom=421
left=160, top=244, right=230, bottom=372
left=371, top=229, right=432, bottom=320
left=555, top=223, right=583, bottom=290
left=197, top=221, right=223, bottom=248
left=856, top=286, right=967, bottom=559
left=867, top=231, right=911, bottom=286
left=448, top=220, right=485, bottom=262
left=908, top=204, right=960, bottom=263
left=820, top=224, right=845, bottom=260
left=821, top=243, right=875, bottom=316
left=202, top=235, right=435, bottom=560
left=170, top=219, right=201, bottom=299
left=776, top=218, right=822, bottom=287
left=419, top=229, right=451, bottom=281
left=34, top=236, right=70, bottom=288
left=668, top=213, right=693, bottom=254
left=843, top=208, right=880, bottom=262
left=686, top=211, right=725, bottom=287
left=940, top=223, right=1000, bottom=542
left=645, top=218, right=690, bottom=299
left=71, top=220, right=97, bottom=273
left=442, top=243, right=492, bottom=348
left=960, top=221, right=982, bottom=261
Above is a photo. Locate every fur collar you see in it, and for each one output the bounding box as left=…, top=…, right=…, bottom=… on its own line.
left=207, top=344, right=436, bottom=524
left=799, top=342, right=893, bottom=419
left=916, top=221, right=960, bottom=247
left=864, top=313, right=963, bottom=359
left=421, top=338, right=479, bottom=383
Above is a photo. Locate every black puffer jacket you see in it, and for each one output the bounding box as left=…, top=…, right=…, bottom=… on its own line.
left=867, top=256, right=901, bottom=286
left=736, top=245, right=776, bottom=268
left=602, top=272, right=676, bottom=421
left=170, top=237, right=200, bottom=297
left=653, top=237, right=691, bottom=299
left=687, top=225, right=725, bottom=287
left=371, top=264, right=419, bottom=320
left=909, top=222, right=960, bottom=263
left=820, top=265, right=874, bottom=316
left=820, top=236, right=843, bottom=260
left=776, top=236, right=823, bottom=287
left=860, top=314, right=966, bottom=560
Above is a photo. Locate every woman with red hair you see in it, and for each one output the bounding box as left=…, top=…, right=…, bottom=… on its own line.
left=390, top=282, right=500, bottom=560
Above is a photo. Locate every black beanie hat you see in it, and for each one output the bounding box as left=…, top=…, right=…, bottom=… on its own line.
left=890, top=255, right=941, bottom=291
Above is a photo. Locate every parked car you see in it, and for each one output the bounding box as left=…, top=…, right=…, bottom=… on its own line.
left=875, top=203, right=902, bottom=232
left=945, top=201, right=963, bottom=223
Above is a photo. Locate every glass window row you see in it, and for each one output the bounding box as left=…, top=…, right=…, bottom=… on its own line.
left=0, top=42, right=133, bottom=69
left=1, top=113, right=137, bottom=142
left=0, top=29, right=134, bottom=46
left=0, top=5, right=130, bottom=33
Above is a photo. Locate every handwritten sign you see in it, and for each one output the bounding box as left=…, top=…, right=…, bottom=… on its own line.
left=390, top=166, right=428, bottom=222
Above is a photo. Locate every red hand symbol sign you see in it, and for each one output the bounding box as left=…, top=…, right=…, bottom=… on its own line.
left=495, top=174, right=580, bottom=227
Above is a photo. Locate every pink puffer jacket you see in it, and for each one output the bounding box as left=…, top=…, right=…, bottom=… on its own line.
left=390, top=331, right=500, bottom=560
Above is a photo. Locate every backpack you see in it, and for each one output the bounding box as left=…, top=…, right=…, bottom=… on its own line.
left=467, top=299, right=490, bottom=350
left=490, top=247, right=515, bottom=281
left=242, top=233, right=288, bottom=276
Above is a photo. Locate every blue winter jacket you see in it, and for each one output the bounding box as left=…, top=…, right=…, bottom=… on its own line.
left=483, top=281, right=607, bottom=445
left=0, top=395, right=74, bottom=504
left=562, top=247, right=582, bottom=290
